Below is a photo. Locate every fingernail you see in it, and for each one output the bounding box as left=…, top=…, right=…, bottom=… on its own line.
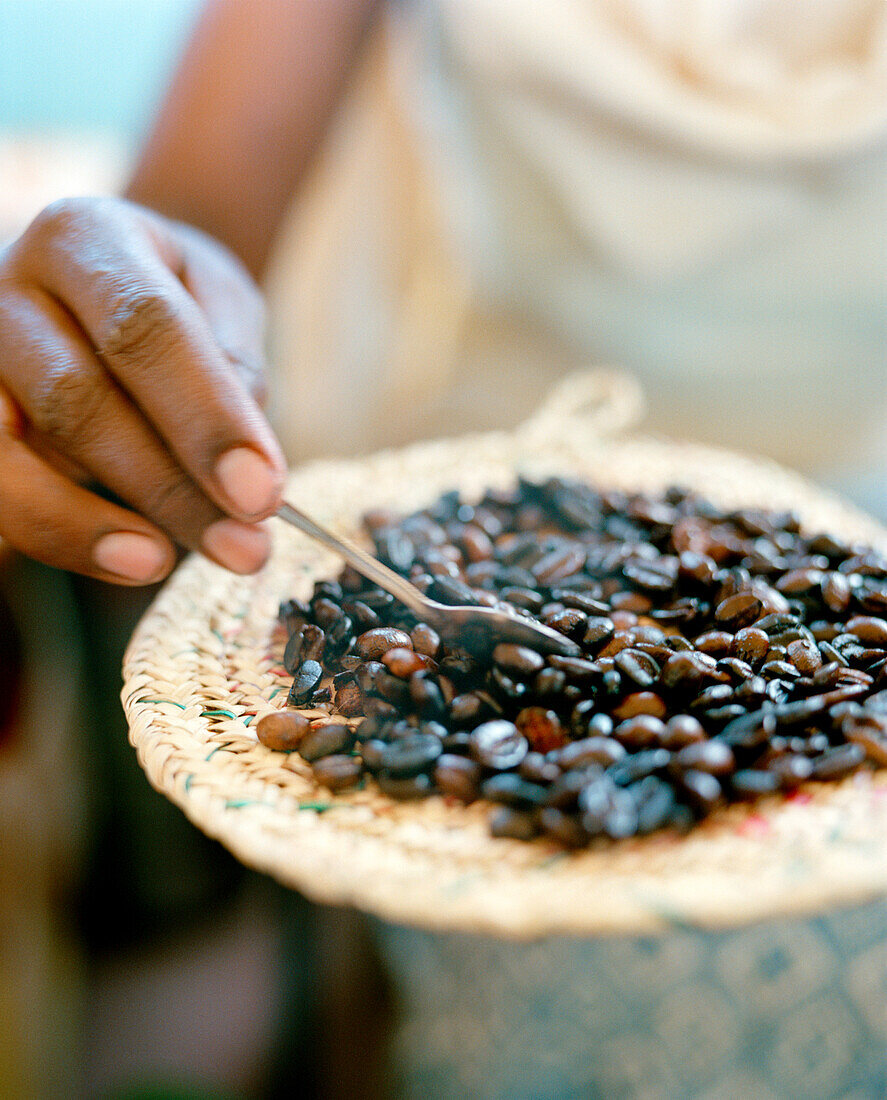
left=202, top=519, right=270, bottom=574
left=94, top=532, right=169, bottom=583
left=215, top=447, right=280, bottom=518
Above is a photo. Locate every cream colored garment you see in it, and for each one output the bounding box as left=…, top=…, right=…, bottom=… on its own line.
left=266, top=1, right=887, bottom=506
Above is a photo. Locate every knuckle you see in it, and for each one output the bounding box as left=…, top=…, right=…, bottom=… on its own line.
left=24, top=197, right=98, bottom=246
left=98, top=285, right=180, bottom=364
left=29, top=365, right=109, bottom=442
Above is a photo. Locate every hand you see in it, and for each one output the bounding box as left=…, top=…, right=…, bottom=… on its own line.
left=0, top=196, right=286, bottom=584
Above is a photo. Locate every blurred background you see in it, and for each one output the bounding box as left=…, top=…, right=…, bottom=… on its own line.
left=1, top=1, right=886, bottom=1098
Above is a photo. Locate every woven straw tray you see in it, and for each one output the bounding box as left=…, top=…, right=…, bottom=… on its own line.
left=123, top=372, right=887, bottom=938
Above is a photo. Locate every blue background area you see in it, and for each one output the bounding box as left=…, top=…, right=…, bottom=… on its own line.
left=0, top=0, right=200, bottom=141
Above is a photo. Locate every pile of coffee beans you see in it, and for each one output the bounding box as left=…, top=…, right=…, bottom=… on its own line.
left=258, top=478, right=887, bottom=846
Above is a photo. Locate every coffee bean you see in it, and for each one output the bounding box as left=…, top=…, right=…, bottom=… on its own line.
left=356, top=627, right=413, bottom=660
left=311, top=754, right=363, bottom=791
left=379, top=732, right=443, bottom=777
left=732, top=627, right=769, bottom=665
left=299, top=723, right=355, bottom=762
left=557, top=736, right=626, bottom=769
left=730, top=769, right=779, bottom=798
left=288, top=660, right=324, bottom=705
left=256, top=711, right=310, bottom=752
left=493, top=643, right=545, bottom=676
left=515, top=707, right=566, bottom=753
left=675, top=740, right=735, bottom=775
left=376, top=773, right=433, bottom=800
left=809, top=743, right=866, bottom=779
left=489, top=807, right=540, bottom=840
left=382, top=647, right=433, bottom=678
left=715, top=593, right=764, bottom=631
left=469, top=720, right=529, bottom=770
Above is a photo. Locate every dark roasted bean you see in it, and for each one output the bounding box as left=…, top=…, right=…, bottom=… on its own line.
left=299, top=723, right=355, bottom=762
left=515, top=707, right=566, bottom=752
left=356, top=627, right=413, bottom=660
left=469, top=720, right=528, bottom=771
left=809, top=743, right=866, bottom=779
left=769, top=753, right=814, bottom=788
left=493, top=643, right=545, bottom=676
left=382, top=647, right=433, bottom=678
left=481, top=773, right=547, bottom=806
left=311, top=754, right=363, bottom=791
left=299, top=624, right=326, bottom=664
left=611, top=692, right=668, bottom=720
left=608, top=748, right=671, bottom=786
left=410, top=623, right=441, bottom=657
left=614, top=648, right=659, bottom=687
left=288, top=660, right=324, bottom=705
left=538, top=807, right=588, bottom=847
left=674, top=740, right=735, bottom=775
left=694, top=630, right=733, bottom=657
left=715, top=593, right=764, bottom=631
left=730, top=769, right=779, bottom=798
left=662, top=714, right=706, bottom=749
left=679, top=770, right=722, bottom=813
left=557, top=737, right=626, bottom=769
left=379, top=732, right=443, bottom=777
left=661, top=651, right=720, bottom=692
left=256, top=711, right=310, bottom=752
left=631, top=776, right=676, bottom=834
left=489, top=807, right=540, bottom=840
left=731, top=626, right=769, bottom=665
left=613, top=716, right=667, bottom=750
left=376, top=772, right=433, bottom=800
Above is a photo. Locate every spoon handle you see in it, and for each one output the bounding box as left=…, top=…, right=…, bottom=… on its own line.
left=276, top=501, right=430, bottom=620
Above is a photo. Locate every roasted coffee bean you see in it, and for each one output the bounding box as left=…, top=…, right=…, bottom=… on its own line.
left=786, top=638, right=822, bottom=676
left=769, top=753, right=814, bottom=788
left=608, top=748, right=671, bottom=786
left=382, top=647, right=433, bottom=678
left=515, top=707, right=566, bottom=753
left=544, top=608, right=589, bottom=640
left=694, top=631, right=733, bottom=658
left=731, top=626, right=770, bottom=665
left=489, top=807, right=540, bottom=840
left=809, top=742, right=866, bottom=779
left=538, top=807, right=588, bottom=847
left=482, top=773, right=547, bottom=806
left=519, top=752, right=561, bottom=783
left=583, top=617, right=616, bottom=649
left=334, top=678, right=364, bottom=717
left=299, top=723, right=355, bottom=762
left=661, top=651, right=719, bottom=692
left=288, top=660, right=324, bottom=705
left=611, top=692, right=668, bottom=721
left=376, top=773, right=433, bottom=800
left=674, top=740, right=735, bottom=775
left=715, top=593, right=764, bottom=631
left=614, top=648, right=659, bottom=687
left=434, top=754, right=482, bottom=800
left=379, top=732, right=443, bottom=777
left=846, top=615, right=887, bottom=647
left=356, top=627, right=413, bottom=660
left=469, top=720, right=529, bottom=770
left=730, top=769, right=779, bottom=798
left=613, top=716, right=667, bottom=750
left=631, top=776, right=676, bottom=834
left=360, top=738, right=388, bottom=772
left=557, top=737, right=626, bottom=769
left=311, top=754, right=363, bottom=791
left=410, top=623, right=441, bottom=657
left=256, top=711, right=310, bottom=752
left=532, top=546, right=586, bottom=585
left=662, top=715, right=706, bottom=750
left=493, top=643, right=545, bottom=676
left=299, top=624, right=326, bottom=664
left=679, top=770, right=722, bottom=813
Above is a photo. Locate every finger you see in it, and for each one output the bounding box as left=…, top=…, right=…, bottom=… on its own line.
left=0, top=286, right=271, bottom=575
left=173, top=221, right=268, bottom=406
left=12, top=198, right=286, bottom=521
left=0, top=386, right=174, bottom=584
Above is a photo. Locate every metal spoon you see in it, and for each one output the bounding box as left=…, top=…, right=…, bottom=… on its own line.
left=276, top=501, right=581, bottom=658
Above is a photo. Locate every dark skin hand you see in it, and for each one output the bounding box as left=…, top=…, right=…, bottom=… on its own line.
left=0, top=0, right=379, bottom=584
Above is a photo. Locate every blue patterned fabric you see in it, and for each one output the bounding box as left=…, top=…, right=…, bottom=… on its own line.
left=376, top=899, right=887, bottom=1099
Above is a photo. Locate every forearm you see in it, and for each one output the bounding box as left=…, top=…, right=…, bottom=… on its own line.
left=126, top=0, right=380, bottom=278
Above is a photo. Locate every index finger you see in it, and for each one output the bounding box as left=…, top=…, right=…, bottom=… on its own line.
left=13, top=198, right=286, bottom=521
